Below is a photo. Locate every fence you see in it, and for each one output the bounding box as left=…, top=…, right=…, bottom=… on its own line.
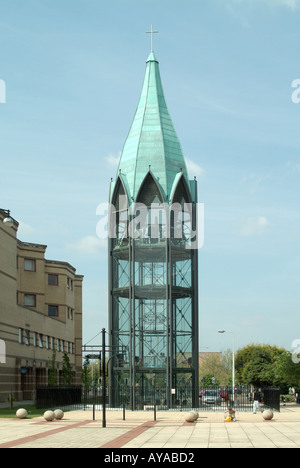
left=108, top=385, right=280, bottom=412
left=36, top=385, right=280, bottom=412
left=36, top=386, right=82, bottom=409
left=199, top=386, right=280, bottom=412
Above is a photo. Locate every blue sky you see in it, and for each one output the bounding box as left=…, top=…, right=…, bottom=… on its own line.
left=1, top=0, right=300, bottom=353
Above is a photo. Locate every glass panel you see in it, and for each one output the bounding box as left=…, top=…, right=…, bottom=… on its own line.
left=134, top=298, right=167, bottom=369
left=24, top=295, right=36, bottom=307
left=25, top=330, right=30, bottom=346
left=48, top=305, right=59, bottom=317
left=39, top=334, right=43, bottom=348
left=48, top=274, right=58, bottom=286
left=24, top=259, right=35, bottom=271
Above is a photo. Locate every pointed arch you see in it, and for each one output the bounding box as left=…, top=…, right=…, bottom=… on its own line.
left=111, top=174, right=130, bottom=209
left=110, top=175, right=131, bottom=246
left=170, top=173, right=193, bottom=243
left=170, top=172, right=192, bottom=205
left=135, top=171, right=165, bottom=207
left=134, top=171, right=168, bottom=243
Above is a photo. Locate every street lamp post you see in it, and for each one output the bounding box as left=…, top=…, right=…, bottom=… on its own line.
left=218, top=330, right=236, bottom=405
left=102, top=328, right=106, bottom=428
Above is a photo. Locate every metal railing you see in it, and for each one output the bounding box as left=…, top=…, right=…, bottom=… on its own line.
left=36, top=385, right=280, bottom=412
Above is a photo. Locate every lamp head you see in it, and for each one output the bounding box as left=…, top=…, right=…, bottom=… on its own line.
left=1, top=210, right=14, bottom=228
left=3, top=215, right=14, bottom=228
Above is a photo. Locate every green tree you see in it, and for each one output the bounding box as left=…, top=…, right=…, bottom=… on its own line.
left=199, top=350, right=232, bottom=386
left=82, top=356, right=91, bottom=388
left=200, top=374, right=220, bottom=387
left=48, top=349, right=58, bottom=386
left=235, top=344, right=286, bottom=387
left=274, top=351, right=300, bottom=391
left=62, top=353, right=73, bottom=386
left=90, top=361, right=100, bottom=387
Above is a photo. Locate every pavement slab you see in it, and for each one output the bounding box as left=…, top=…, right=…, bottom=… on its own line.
left=1, top=404, right=300, bottom=449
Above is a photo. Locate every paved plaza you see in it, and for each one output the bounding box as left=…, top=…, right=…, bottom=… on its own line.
left=1, top=405, right=300, bottom=449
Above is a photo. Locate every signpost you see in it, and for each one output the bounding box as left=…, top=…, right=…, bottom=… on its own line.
left=82, top=328, right=126, bottom=428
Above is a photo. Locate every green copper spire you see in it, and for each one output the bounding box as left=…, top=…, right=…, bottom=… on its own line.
left=116, top=53, right=190, bottom=203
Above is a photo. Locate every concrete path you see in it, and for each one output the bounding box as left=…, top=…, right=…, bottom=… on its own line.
left=1, top=405, right=300, bottom=449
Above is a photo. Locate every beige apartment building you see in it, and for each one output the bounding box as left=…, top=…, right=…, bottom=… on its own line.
left=0, top=209, right=83, bottom=403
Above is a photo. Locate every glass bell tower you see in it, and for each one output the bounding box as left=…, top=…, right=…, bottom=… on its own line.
left=108, top=52, right=199, bottom=409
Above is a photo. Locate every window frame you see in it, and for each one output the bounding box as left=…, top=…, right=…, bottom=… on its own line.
left=38, top=334, right=43, bottom=348
left=48, top=274, right=59, bottom=286
left=24, top=258, right=36, bottom=272
left=48, top=305, right=59, bottom=317
left=24, top=294, right=36, bottom=308
left=24, top=330, right=30, bottom=346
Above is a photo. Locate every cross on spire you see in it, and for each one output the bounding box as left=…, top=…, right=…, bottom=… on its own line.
left=146, top=25, right=159, bottom=53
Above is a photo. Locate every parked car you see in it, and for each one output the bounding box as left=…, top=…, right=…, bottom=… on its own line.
left=219, top=389, right=229, bottom=401
left=200, top=390, right=222, bottom=406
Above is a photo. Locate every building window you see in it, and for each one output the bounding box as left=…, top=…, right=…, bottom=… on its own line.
left=56, top=339, right=60, bottom=352
left=25, top=330, right=30, bottom=346
left=60, top=340, right=64, bottom=353
left=48, top=305, right=59, bottom=317
left=67, top=308, right=74, bottom=320
left=38, top=334, right=43, bottom=348
left=45, top=336, right=49, bottom=349
left=24, top=259, right=36, bottom=272
left=24, top=295, right=36, bottom=307
left=48, top=274, right=58, bottom=286
left=67, top=278, right=73, bottom=290
left=33, top=332, right=37, bottom=347
left=19, top=329, right=23, bottom=344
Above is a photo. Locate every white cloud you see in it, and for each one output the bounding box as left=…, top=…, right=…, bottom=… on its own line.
left=270, top=0, right=300, bottom=8
left=66, top=236, right=107, bottom=255
left=238, top=173, right=270, bottom=192
left=229, top=0, right=300, bottom=8
left=18, top=221, right=35, bottom=237
left=226, top=4, right=250, bottom=27
left=185, top=157, right=205, bottom=178
left=239, top=216, right=270, bottom=236
left=286, top=159, right=300, bottom=174
left=105, top=153, right=121, bottom=168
